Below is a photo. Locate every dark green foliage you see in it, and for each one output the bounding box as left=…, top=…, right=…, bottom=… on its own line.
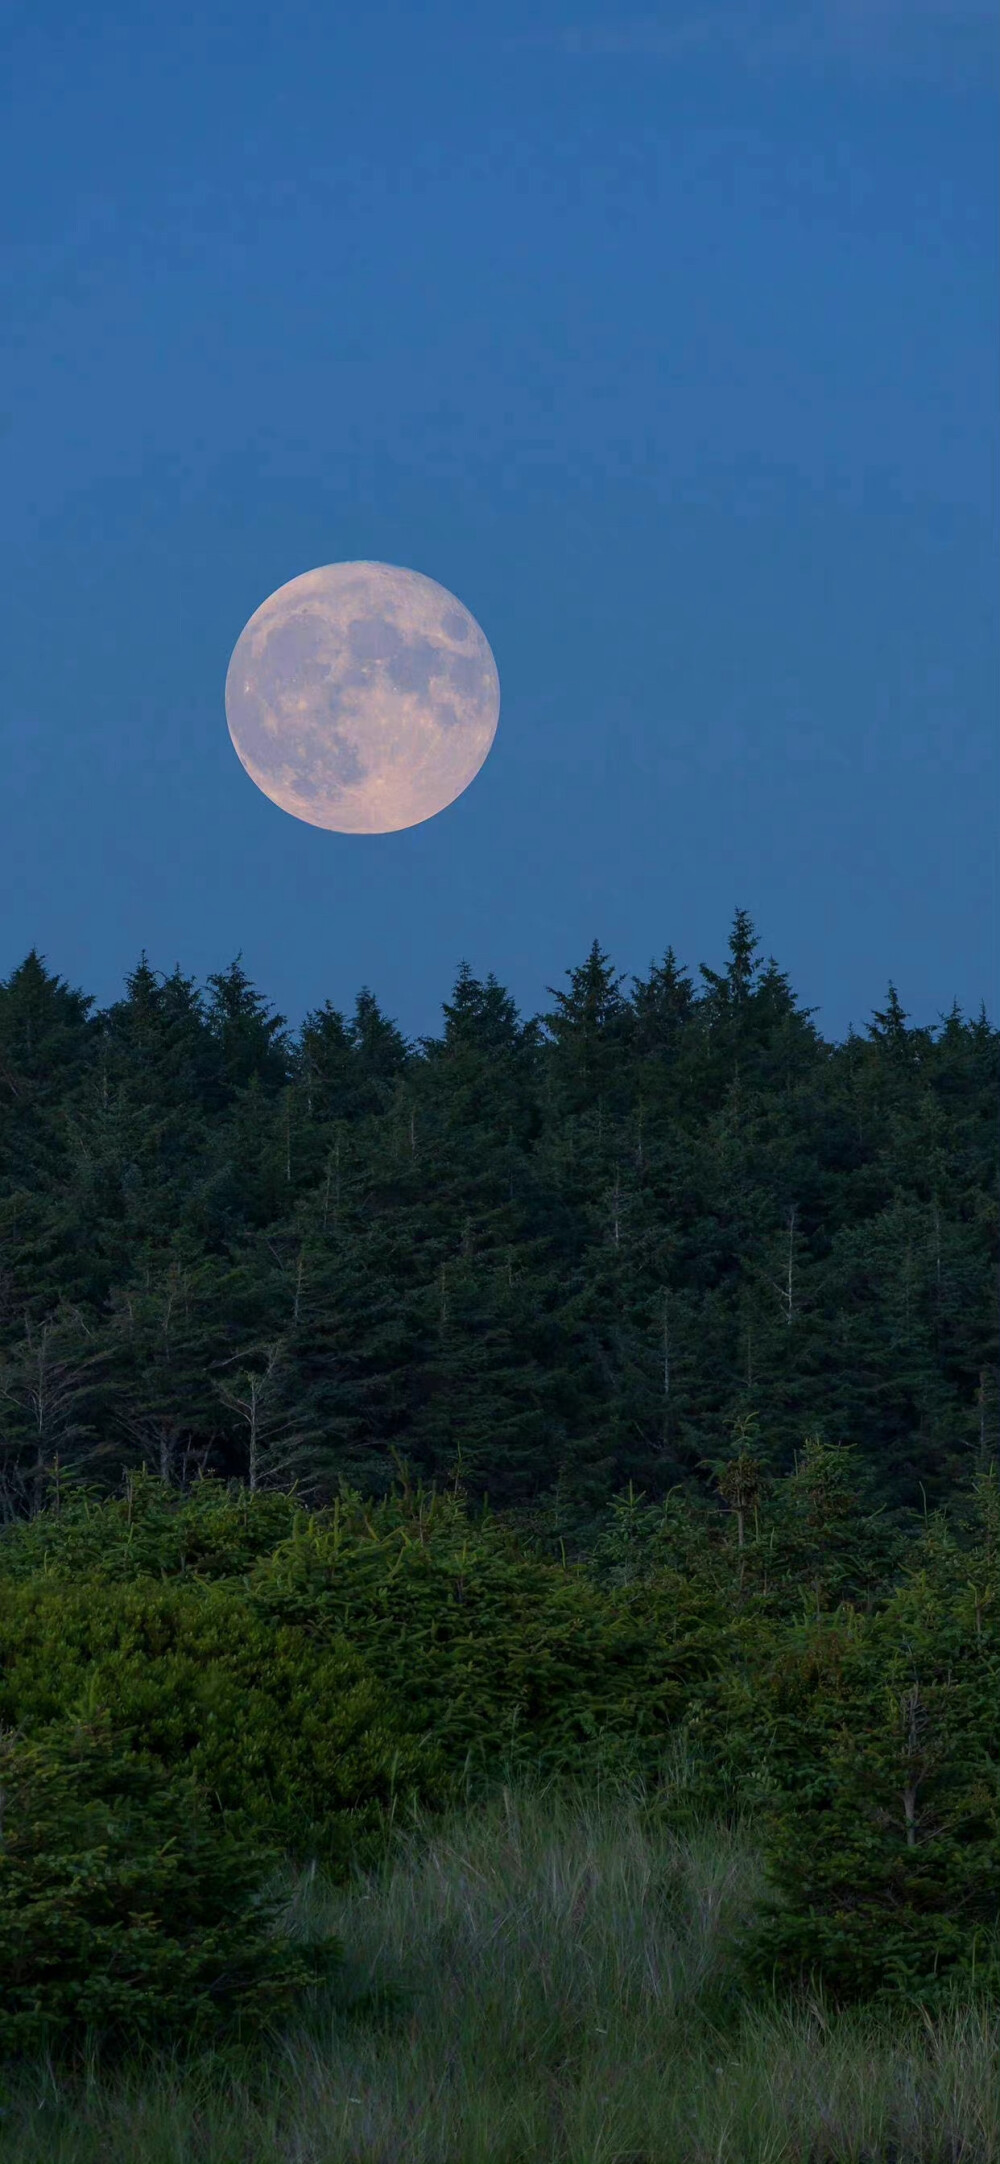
left=254, top=1483, right=723, bottom=1788
left=743, top=1474, right=1000, bottom=2004
left=0, top=1466, right=996, bottom=2021
left=0, top=921, right=996, bottom=2038
left=204, top=958, right=291, bottom=1095
left=0, top=1472, right=302, bottom=1581
left=0, top=1477, right=721, bottom=1840
left=0, top=918, right=993, bottom=1514
left=0, top=1545, right=427, bottom=1869
left=0, top=1716, right=337, bottom=2059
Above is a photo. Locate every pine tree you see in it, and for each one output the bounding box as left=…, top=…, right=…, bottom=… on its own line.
left=0, top=924, right=993, bottom=1518
left=204, top=958, right=290, bottom=1094
left=631, top=947, right=695, bottom=1064
left=545, top=941, right=630, bottom=1111
left=348, top=988, right=410, bottom=1101
left=0, top=951, right=95, bottom=1093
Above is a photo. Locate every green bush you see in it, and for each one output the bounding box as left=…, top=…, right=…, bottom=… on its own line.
left=4, top=1475, right=994, bottom=2021
left=0, top=1476, right=301, bottom=1586
left=0, top=1482, right=723, bottom=1855
left=743, top=1540, right=1000, bottom=2003
left=0, top=1574, right=429, bottom=1868
left=254, top=1486, right=722, bottom=1788
left=0, top=1717, right=337, bottom=2060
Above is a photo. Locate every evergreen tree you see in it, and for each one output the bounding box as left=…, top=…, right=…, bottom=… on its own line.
left=440, top=962, right=525, bottom=1056
left=348, top=987, right=410, bottom=1100
left=0, top=925, right=992, bottom=1518
left=545, top=941, right=631, bottom=1111
left=631, top=947, right=696, bottom=1065
left=0, top=950, right=95, bottom=1094
left=204, top=958, right=290, bottom=1094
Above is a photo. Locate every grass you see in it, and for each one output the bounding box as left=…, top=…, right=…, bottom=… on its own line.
left=0, top=1783, right=995, bottom=2163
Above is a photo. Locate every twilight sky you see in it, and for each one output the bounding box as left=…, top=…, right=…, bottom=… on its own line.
left=1, top=0, right=996, bottom=1040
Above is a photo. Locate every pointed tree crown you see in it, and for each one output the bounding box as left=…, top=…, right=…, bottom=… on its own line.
left=546, top=941, right=627, bottom=1043
left=631, top=946, right=695, bottom=1056
left=0, top=950, right=95, bottom=1083
left=440, top=963, right=525, bottom=1056
left=298, top=1001, right=352, bottom=1078
left=349, top=990, right=409, bottom=1083
left=204, top=958, right=289, bottom=1090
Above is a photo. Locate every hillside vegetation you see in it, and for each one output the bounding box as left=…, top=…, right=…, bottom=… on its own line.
left=0, top=919, right=996, bottom=2156
left=0, top=910, right=995, bottom=1518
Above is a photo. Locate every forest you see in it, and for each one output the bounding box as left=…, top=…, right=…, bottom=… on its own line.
left=0, top=909, right=996, bottom=1520
left=0, top=913, right=997, bottom=2162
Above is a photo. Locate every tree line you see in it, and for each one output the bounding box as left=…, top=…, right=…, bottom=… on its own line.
left=0, top=910, right=996, bottom=1527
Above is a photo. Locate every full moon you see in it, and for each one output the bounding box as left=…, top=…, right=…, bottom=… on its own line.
left=224, top=561, right=500, bottom=834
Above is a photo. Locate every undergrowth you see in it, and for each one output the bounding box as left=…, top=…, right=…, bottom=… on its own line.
left=0, top=1781, right=994, bottom=2163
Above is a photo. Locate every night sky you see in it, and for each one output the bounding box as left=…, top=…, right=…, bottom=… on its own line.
left=2, top=1, right=996, bottom=1040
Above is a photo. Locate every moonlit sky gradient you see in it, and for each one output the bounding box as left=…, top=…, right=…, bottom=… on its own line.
left=1, top=1, right=996, bottom=1038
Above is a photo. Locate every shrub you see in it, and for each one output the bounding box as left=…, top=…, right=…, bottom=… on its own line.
left=0, top=1716, right=337, bottom=2060
left=0, top=1575, right=429, bottom=1868
left=0, top=1482, right=723, bottom=1854
left=254, top=1485, right=721, bottom=1788
left=743, top=1552, right=1000, bottom=2003
left=0, top=1475, right=301, bottom=1586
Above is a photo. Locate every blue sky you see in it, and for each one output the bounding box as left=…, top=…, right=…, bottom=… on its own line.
left=2, top=0, right=996, bottom=1039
